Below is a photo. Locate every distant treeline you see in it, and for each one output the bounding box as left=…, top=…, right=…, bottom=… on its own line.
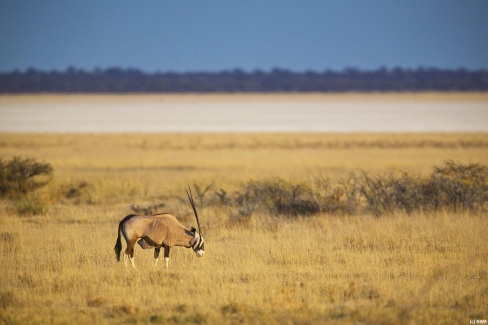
left=1, top=67, right=487, bottom=93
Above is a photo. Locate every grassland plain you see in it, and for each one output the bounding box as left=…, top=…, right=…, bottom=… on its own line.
left=0, top=132, right=488, bottom=324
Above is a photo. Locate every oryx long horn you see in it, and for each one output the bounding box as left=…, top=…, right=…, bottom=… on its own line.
left=186, top=185, right=202, bottom=235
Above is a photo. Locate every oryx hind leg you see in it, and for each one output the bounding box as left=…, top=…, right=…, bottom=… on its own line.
left=125, top=239, right=138, bottom=269
left=154, top=247, right=161, bottom=266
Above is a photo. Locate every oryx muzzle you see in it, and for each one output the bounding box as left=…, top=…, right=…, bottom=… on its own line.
left=113, top=186, right=205, bottom=269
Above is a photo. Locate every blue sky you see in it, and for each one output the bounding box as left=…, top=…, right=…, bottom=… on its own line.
left=1, top=0, right=487, bottom=72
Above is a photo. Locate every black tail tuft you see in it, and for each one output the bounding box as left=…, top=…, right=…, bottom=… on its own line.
left=114, top=233, right=122, bottom=262
left=114, top=214, right=137, bottom=262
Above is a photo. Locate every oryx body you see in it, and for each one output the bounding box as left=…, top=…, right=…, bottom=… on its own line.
left=114, top=187, right=204, bottom=269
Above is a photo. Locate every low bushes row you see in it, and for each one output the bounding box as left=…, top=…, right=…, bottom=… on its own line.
left=196, top=161, right=488, bottom=217
left=1, top=157, right=486, bottom=217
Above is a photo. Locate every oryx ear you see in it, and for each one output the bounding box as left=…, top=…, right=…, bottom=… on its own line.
left=190, top=227, right=196, bottom=233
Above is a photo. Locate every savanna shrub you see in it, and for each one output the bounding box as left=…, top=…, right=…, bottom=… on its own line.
left=351, top=161, right=487, bottom=215
left=0, top=157, right=53, bottom=198
left=356, top=172, right=426, bottom=216
left=224, top=161, right=487, bottom=218
left=426, top=160, right=488, bottom=212
left=234, top=178, right=320, bottom=217
left=129, top=202, right=166, bottom=215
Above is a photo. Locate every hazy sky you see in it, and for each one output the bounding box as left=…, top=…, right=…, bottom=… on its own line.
left=1, top=0, right=487, bottom=72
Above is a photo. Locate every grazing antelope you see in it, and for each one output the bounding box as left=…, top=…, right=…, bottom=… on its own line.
left=114, top=187, right=204, bottom=269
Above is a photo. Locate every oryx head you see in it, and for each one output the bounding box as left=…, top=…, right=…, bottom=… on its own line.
left=186, top=186, right=205, bottom=257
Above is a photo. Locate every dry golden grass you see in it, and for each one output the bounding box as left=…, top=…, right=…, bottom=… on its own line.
left=1, top=132, right=487, bottom=324
left=1, top=132, right=487, bottom=191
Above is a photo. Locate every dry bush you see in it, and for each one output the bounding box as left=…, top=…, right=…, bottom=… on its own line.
left=0, top=157, right=52, bottom=216
left=0, top=157, right=52, bottom=198
left=357, top=161, right=488, bottom=216
left=234, top=178, right=321, bottom=218
left=213, top=188, right=232, bottom=206
left=355, top=171, right=426, bottom=216
left=218, top=161, right=488, bottom=218
left=129, top=202, right=166, bottom=215
left=60, top=181, right=93, bottom=204
left=427, top=160, right=488, bottom=212
left=193, top=183, right=214, bottom=208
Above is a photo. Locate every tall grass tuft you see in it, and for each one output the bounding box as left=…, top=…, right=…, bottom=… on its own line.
left=13, top=194, right=49, bottom=216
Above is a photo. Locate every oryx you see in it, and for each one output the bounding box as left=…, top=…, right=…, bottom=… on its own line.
left=114, top=186, right=204, bottom=269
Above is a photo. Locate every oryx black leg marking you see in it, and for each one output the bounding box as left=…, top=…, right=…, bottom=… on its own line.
left=154, top=247, right=161, bottom=266
left=164, top=246, right=170, bottom=269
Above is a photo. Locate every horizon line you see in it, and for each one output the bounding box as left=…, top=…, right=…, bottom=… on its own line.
left=2, top=65, right=488, bottom=75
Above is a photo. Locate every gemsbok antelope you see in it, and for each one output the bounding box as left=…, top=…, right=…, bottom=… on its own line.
left=114, top=186, right=204, bottom=269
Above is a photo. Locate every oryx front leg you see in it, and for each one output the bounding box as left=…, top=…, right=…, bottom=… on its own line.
left=125, top=240, right=137, bottom=269
left=164, top=246, right=170, bottom=269
left=123, top=254, right=128, bottom=268
left=154, top=247, right=161, bottom=267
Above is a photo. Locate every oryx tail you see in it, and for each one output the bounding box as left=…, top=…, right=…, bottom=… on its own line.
left=114, top=214, right=137, bottom=262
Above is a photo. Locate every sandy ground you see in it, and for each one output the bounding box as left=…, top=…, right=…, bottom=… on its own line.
left=1, top=92, right=487, bottom=132
left=1, top=92, right=488, bottom=104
